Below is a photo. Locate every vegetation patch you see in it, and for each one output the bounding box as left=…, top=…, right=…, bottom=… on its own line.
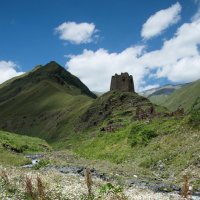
left=0, top=130, right=51, bottom=166
left=128, top=122, right=157, bottom=147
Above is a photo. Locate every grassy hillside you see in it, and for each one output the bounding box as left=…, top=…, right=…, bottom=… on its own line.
left=0, top=130, right=50, bottom=166
left=189, top=97, right=200, bottom=127
left=51, top=90, right=200, bottom=188
left=163, top=80, right=200, bottom=112
left=79, top=91, right=166, bottom=130
left=53, top=115, right=200, bottom=188
left=149, top=80, right=200, bottom=112
left=0, top=61, right=95, bottom=141
left=149, top=94, right=169, bottom=106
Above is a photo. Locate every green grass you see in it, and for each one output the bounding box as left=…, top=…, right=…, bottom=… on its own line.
left=0, top=130, right=51, bottom=166
left=0, top=61, right=199, bottom=188
left=0, top=61, right=95, bottom=141
left=149, top=94, right=169, bottom=106
left=150, top=79, right=200, bottom=112
left=54, top=115, right=200, bottom=186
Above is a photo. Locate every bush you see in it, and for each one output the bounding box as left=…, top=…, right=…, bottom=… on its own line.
left=98, top=183, right=123, bottom=194
left=128, top=123, right=157, bottom=147
left=33, top=159, right=50, bottom=170
left=189, top=110, right=200, bottom=127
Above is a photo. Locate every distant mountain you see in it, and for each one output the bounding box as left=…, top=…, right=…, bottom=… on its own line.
left=140, top=83, right=188, bottom=98
left=163, top=79, right=200, bottom=112
left=0, top=61, right=96, bottom=140
left=145, top=80, right=200, bottom=112
left=92, top=91, right=105, bottom=96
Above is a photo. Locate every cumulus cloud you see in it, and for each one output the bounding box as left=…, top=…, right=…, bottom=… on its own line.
left=192, top=0, right=200, bottom=21
left=67, top=46, right=150, bottom=92
left=66, top=4, right=200, bottom=92
left=141, top=16, right=200, bottom=82
left=0, top=61, right=24, bottom=84
left=55, top=22, right=98, bottom=44
left=141, top=2, right=181, bottom=39
left=141, top=84, right=160, bottom=92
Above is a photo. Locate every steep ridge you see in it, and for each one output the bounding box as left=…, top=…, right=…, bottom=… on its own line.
left=0, top=61, right=96, bottom=140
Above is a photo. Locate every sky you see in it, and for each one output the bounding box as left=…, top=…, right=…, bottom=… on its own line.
left=0, top=0, right=200, bottom=92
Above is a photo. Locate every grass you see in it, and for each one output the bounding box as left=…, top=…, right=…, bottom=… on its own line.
left=0, top=62, right=95, bottom=141
left=0, top=130, right=50, bottom=166
left=150, top=79, right=200, bottom=112
left=53, top=115, right=200, bottom=187
left=0, top=61, right=199, bottom=190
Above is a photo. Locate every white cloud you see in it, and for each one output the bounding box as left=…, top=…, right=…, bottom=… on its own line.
left=0, top=61, right=24, bottom=84
left=192, top=0, right=200, bottom=21
left=66, top=5, right=200, bottom=92
left=156, top=56, right=200, bottom=82
left=141, top=16, right=200, bottom=82
left=141, top=84, right=160, bottom=91
left=55, top=22, right=97, bottom=44
left=66, top=46, right=148, bottom=92
left=141, top=2, right=181, bottom=39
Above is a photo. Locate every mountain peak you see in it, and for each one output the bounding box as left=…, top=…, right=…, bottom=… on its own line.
left=31, top=61, right=96, bottom=98
left=46, top=61, right=61, bottom=68
left=0, top=61, right=96, bottom=105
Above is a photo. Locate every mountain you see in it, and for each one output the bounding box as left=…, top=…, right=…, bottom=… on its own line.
left=162, top=79, right=200, bottom=112
left=140, top=83, right=187, bottom=98
left=56, top=90, right=200, bottom=187
left=0, top=66, right=199, bottom=189
left=140, top=83, right=188, bottom=106
left=141, top=80, right=200, bottom=112
left=0, top=61, right=96, bottom=140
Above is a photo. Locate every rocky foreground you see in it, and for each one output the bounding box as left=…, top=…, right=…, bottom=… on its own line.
left=0, top=165, right=188, bottom=200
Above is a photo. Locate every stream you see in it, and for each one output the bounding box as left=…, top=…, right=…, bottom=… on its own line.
left=23, top=154, right=200, bottom=200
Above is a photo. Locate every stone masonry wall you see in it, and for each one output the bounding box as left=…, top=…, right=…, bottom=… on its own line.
left=110, top=73, right=135, bottom=92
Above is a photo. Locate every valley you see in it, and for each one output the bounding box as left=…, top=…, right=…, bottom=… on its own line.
left=0, top=62, right=199, bottom=200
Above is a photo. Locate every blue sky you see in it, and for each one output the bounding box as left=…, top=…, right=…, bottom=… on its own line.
left=0, top=0, right=200, bottom=92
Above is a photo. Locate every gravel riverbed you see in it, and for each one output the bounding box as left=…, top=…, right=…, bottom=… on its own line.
left=0, top=165, right=192, bottom=200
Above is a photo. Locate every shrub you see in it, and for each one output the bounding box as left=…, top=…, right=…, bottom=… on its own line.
left=33, top=159, right=50, bottom=170
left=189, top=109, right=200, bottom=127
left=128, top=123, right=157, bottom=147
left=98, top=183, right=122, bottom=194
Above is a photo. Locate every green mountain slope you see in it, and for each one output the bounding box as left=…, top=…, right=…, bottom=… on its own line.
left=0, top=130, right=50, bottom=166
left=79, top=90, right=166, bottom=130
left=164, top=80, right=200, bottom=112
left=0, top=61, right=96, bottom=141
left=147, top=80, right=200, bottom=112
left=54, top=92, right=200, bottom=188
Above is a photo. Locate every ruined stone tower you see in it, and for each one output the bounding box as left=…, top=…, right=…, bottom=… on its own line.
left=110, top=73, right=135, bottom=92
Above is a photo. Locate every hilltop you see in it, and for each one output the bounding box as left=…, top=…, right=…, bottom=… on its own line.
left=0, top=61, right=96, bottom=140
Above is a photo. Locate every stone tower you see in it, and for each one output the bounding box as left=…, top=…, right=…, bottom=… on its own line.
left=110, top=72, right=135, bottom=92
